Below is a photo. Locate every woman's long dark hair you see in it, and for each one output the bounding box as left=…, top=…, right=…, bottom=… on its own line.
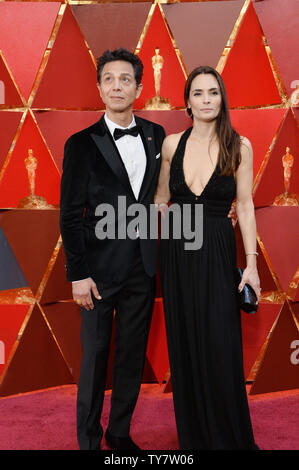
left=184, top=66, right=241, bottom=176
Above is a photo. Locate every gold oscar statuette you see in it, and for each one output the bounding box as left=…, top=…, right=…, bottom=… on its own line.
left=18, top=149, right=56, bottom=209
left=273, top=146, right=299, bottom=206
left=145, top=47, right=172, bottom=110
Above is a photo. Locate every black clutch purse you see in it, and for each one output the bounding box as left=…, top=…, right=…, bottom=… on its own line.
left=235, top=268, right=258, bottom=314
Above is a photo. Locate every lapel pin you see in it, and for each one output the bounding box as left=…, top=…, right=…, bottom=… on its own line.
left=147, top=137, right=152, bottom=141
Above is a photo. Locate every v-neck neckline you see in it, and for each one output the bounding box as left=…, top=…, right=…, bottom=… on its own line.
left=181, top=128, right=217, bottom=198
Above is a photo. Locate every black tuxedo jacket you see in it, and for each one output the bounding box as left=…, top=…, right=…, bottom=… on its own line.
left=60, top=115, right=166, bottom=283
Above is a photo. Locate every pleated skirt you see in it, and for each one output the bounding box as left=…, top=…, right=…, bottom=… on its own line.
left=160, top=215, right=258, bottom=450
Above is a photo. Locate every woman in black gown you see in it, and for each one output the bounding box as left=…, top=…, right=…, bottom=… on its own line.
left=155, top=66, right=260, bottom=450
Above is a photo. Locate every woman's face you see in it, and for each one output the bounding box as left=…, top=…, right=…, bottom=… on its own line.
left=188, top=73, right=222, bottom=122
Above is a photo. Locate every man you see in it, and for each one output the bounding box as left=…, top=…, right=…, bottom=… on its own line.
left=60, top=48, right=165, bottom=450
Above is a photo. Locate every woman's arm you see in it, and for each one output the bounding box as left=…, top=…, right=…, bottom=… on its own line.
left=154, top=134, right=180, bottom=216
left=235, top=136, right=261, bottom=301
left=155, top=136, right=172, bottom=206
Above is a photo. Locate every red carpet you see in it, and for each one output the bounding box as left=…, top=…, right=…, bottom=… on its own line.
left=0, top=384, right=298, bottom=450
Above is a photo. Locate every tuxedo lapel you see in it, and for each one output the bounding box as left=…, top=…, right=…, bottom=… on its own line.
left=136, top=117, right=157, bottom=202
left=90, top=117, right=136, bottom=200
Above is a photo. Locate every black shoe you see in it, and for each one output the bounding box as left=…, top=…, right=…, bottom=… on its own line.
left=105, top=429, right=140, bottom=450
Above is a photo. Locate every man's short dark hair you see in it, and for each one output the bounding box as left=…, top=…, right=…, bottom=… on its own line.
left=97, top=48, right=144, bottom=86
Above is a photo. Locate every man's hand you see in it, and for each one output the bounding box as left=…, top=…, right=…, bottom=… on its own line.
left=72, top=277, right=101, bottom=311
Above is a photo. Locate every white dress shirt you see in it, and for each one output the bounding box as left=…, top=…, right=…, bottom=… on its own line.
left=73, top=114, right=147, bottom=284
left=104, top=114, right=146, bottom=200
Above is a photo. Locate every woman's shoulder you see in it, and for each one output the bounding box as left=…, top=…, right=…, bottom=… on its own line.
left=163, top=131, right=185, bottom=150
left=162, top=131, right=185, bottom=161
left=239, top=135, right=253, bottom=165
left=240, top=135, right=252, bottom=150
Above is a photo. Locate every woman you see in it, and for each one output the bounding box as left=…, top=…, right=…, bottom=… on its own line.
left=155, top=66, right=260, bottom=450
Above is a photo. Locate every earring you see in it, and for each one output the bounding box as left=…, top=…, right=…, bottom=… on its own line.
left=185, top=107, right=193, bottom=118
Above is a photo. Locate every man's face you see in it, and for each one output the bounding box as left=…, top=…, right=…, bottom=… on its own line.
left=98, top=60, right=142, bottom=113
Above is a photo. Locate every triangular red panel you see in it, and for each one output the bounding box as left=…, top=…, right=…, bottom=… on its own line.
left=0, top=210, right=60, bottom=295
left=0, top=304, right=30, bottom=379
left=135, top=110, right=190, bottom=136
left=241, top=303, right=281, bottom=380
left=0, top=54, right=23, bottom=107
left=42, top=302, right=81, bottom=382
left=0, top=112, right=61, bottom=209
left=0, top=2, right=60, bottom=101
left=34, top=111, right=102, bottom=173
left=71, top=3, right=152, bottom=59
left=146, top=298, right=169, bottom=384
left=162, top=1, right=244, bottom=72
left=250, top=302, right=299, bottom=394
left=255, top=207, right=299, bottom=293
left=39, top=245, right=72, bottom=304
left=254, top=109, right=299, bottom=207
left=0, top=111, right=22, bottom=172
left=135, top=5, right=186, bottom=109
left=163, top=375, right=172, bottom=394
left=254, top=0, right=299, bottom=99
left=32, top=5, right=103, bottom=110
left=0, top=305, right=73, bottom=397
left=292, top=302, right=299, bottom=326
left=230, top=109, right=286, bottom=181
left=221, top=2, right=281, bottom=107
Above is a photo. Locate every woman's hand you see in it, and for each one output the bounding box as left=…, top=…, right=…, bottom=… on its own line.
left=154, top=133, right=180, bottom=217
left=238, top=266, right=261, bottom=302
left=154, top=199, right=169, bottom=218
left=227, top=202, right=236, bottom=222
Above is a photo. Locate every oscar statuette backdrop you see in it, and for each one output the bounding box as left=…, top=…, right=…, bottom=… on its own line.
left=0, top=0, right=298, bottom=396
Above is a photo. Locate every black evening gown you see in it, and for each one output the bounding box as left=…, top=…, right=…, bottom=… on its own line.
left=160, top=128, right=258, bottom=450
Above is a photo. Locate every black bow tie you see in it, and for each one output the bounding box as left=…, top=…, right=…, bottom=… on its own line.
left=113, top=125, right=140, bottom=141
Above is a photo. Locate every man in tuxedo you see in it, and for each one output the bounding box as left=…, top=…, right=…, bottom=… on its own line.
left=60, top=48, right=165, bottom=450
